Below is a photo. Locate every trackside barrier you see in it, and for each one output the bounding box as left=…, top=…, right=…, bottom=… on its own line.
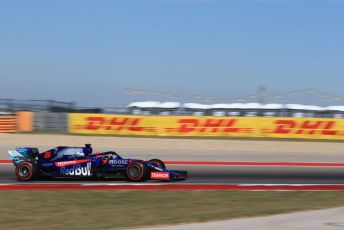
left=34, top=112, right=68, bottom=132
left=16, top=111, right=34, bottom=132
left=68, top=114, right=344, bottom=140
left=0, top=116, right=16, bottom=133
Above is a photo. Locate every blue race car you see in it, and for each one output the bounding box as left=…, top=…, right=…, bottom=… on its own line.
left=8, top=144, right=187, bottom=182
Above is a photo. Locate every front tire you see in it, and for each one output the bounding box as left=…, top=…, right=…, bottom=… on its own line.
left=126, top=162, right=148, bottom=182
left=148, top=159, right=166, bottom=170
left=15, top=161, right=37, bottom=181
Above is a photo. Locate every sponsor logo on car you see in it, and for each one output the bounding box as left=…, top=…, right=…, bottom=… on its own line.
left=150, top=172, right=169, bottom=180
left=108, top=159, right=128, bottom=165
left=60, top=162, right=91, bottom=176
left=55, top=159, right=90, bottom=167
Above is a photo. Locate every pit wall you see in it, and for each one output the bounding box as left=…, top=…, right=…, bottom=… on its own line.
left=4, top=112, right=344, bottom=140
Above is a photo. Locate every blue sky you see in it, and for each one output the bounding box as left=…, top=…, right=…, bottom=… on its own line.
left=0, top=0, right=343, bottom=107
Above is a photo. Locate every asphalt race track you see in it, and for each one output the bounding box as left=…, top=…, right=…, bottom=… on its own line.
left=1, top=139, right=344, bottom=185
left=1, top=163, right=344, bottom=184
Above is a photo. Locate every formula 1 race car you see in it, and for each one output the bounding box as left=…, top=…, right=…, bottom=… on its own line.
left=8, top=144, right=187, bottom=182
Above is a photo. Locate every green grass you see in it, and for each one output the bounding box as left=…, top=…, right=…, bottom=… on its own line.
left=1, top=191, right=344, bottom=230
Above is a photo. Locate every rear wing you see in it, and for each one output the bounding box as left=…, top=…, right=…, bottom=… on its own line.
left=8, top=148, right=39, bottom=165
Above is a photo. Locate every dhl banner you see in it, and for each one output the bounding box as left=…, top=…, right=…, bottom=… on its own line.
left=69, top=113, right=344, bottom=140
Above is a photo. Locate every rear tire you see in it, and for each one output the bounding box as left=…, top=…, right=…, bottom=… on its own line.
left=126, top=162, right=148, bottom=182
left=148, top=159, right=166, bottom=170
left=15, top=161, right=37, bottom=181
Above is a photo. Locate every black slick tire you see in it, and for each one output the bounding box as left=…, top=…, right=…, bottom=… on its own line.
left=15, top=161, right=37, bottom=181
left=126, top=162, right=148, bottom=182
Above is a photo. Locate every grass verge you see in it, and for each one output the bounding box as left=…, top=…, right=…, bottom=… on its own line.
left=1, top=191, right=344, bottom=230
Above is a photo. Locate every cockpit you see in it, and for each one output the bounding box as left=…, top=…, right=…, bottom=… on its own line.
left=41, top=144, right=93, bottom=161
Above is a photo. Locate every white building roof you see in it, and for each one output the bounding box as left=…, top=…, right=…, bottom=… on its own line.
left=158, top=102, right=181, bottom=109
left=240, top=103, right=263, bottom=109
left=325, top=106, right=344, bottom=112
left=127, top=101, right=160, bottom=108
left=209, top=103, right=245, bottom=109
left=261, top=104, right=284, bottom=109
left=285, top=104, right=325, bottom=111
left=126, top=101, right=334, bottom=112
left=183, top=103, right=210, bottom=110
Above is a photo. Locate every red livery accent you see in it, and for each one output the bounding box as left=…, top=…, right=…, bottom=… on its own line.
left=44, top=151, right=51, bottom=159
left=0, top=160, right=11, bottom=164
left=54, top=159, right=91, bottom=167
left=150, top=172, right=170, bottom=180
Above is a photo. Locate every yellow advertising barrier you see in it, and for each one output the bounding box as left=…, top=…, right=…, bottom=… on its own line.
left=69, top=113, right=344, bottom=140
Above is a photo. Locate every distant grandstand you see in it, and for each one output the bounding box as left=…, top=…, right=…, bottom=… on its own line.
left=123, top=88, right=344, bottom=106
left=124, top=88, right=344, bottom=118
left=126, top=101, right=344, bottom=118
left=1, top=88, right=344, bottom=118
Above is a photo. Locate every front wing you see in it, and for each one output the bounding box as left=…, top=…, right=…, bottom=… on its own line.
left=149, top=169, right=187, bottom=181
